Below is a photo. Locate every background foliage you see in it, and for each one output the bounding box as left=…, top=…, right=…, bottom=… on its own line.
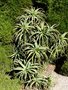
left=0, top=72, right=20, bottom=90
left=0, top=0, right=32, bottom=72
left=60, top=61, right=68, bottom=76
left=33, top=0, right=68, bottom=33
left=0, top=0, right=32, bottom=89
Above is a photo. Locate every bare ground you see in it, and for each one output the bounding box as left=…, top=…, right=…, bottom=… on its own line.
left=51, top=71, right=68, bottom=90
left=45, top=64, right=68, bottom=90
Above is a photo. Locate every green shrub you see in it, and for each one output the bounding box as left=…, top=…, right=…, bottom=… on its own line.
left=0, top=0, right=32, bottom=45
left=2, top=44, right=14, bottom=55
left=0, top=0, right=32, bottom=20
left=33, top=0, right=68, bottom=32
left=0, top=72, right=20, bottom=90
left=47, top=0, right=68, bottom=32
left=0, top=15, right=13, bottom=45
left=61, top=61, right=68, bottom=76
left=0, top=46, right=13, bottom=72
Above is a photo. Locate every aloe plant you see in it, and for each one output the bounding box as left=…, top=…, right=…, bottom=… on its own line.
left=50, top=32, right=68, bottom=60
left=30, top=23, right=60, bottom=46
left=24, top=7, right=45, bottom=24
left=14, top=8, right=46, bottom=47
left=12, top=7, right=68, bottom=89
left=10, top=49, right=20, bottom=60
left=22, top=41, right=50, bottom=63
left=13, top=60, right=39, bottom=81
left=27, top=75, right=51, bottom=90
left=15, top=17, right=34, bottom=46
left=58, top=32, right=68, bottom=46
left=30, top=22, right=47, bottom=45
